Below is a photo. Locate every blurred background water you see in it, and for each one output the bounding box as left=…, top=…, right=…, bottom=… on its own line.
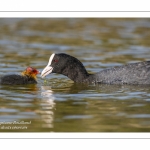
left=0, top=18, right=150, bottom=132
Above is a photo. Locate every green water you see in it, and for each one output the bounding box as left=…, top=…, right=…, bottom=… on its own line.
left=0, top=18, right=150, bottom=132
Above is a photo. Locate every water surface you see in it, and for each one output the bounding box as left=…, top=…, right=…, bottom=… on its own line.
left=0, top=18, right=150, bottom=132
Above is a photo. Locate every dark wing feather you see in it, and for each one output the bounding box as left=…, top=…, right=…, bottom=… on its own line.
left=92, top=61, right=150, bottom=84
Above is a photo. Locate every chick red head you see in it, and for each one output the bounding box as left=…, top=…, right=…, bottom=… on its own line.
left=22, top=67, right=40, bottom=79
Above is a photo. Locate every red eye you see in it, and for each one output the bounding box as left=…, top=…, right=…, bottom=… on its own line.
left=53, top=59, right=58, bottom=63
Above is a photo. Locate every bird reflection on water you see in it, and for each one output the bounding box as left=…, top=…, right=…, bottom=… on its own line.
left=40, top=86, right=55, bottom=129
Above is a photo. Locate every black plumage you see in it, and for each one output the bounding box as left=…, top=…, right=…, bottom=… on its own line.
left=0, top=74, right=37, bottom=85
left=0, top=67, right=39, bottom=85
left=41, top=53, right=150, bottom=85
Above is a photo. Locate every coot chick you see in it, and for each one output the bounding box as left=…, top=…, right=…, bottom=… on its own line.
left=0, top=67, right=40, bottom=85
left=41, top=53, right=150, bottom=85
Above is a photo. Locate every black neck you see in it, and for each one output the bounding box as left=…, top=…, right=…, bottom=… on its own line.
left=61, top=57, right=89, bottom=82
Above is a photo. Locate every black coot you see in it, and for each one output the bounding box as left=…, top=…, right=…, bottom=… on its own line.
left=41, top=53, right=150, bottom=85
left=0, top=67, right=40, bottom=85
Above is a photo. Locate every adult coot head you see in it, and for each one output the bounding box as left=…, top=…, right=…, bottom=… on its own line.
left=41, top=53, right=89, bottom=82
